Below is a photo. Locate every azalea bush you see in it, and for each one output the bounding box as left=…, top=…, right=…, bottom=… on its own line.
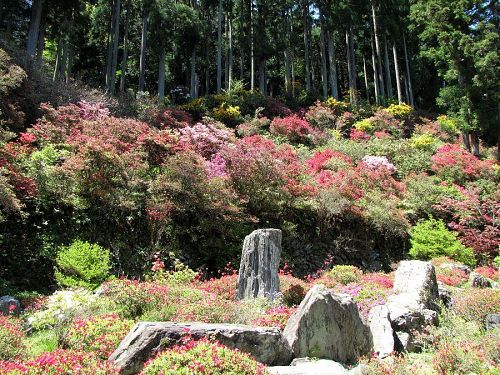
left=0, top=349, right=118, bottom=374
left=64, top=314, right=133, bottom=358
left=453, top=288, right=500, bottom=327
left=0, top=316, right=25, bottom=360
left=140, top=338, right=268, bottom=375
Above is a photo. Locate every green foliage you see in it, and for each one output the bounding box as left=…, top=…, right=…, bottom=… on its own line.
left=24, top=330, right=58, bottom=357
left=409, top=133, right=441, bottom=151
left=409, top=217, right=476, bottom=267
left=353, top=118, right=374, bottom=132
left=326, top=265, right=362, bottom=285
left=54, top=240, right=112, bottom=290
left=453, top=288, right=500, bottom=327
left=383, top=103, right=413, bottom=118
left=140, top=338, right=268, bottom=375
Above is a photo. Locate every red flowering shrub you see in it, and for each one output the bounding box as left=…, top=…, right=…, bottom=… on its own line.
left=196, top=274, right=238, bottom=301
left=306, top=149, right=352, bottom=174
left=431, top=143, right=495, bottom=183
left=474, top=266, right=498, bottom=281
left=0, top=349, right=118, bottom=374
left=175, top=121, right=235, bottom=158
left=252, top=306, right=296, bottom=329
left=64, top=314, right=133, bottom=358
left=434, top=188, right=499, bottom=261
left=0, top=316, right=25, bottom=360
left=360, top=272, right=394, bottom=289
left=270, top=115, right=321, bottom=144
left=153, top=108, right=193, bottom=129
left=350, top=128, right=370, bottom=141
left=140, top=337, right=268, bottom=375
left=436, top=268, right=469, bottom=287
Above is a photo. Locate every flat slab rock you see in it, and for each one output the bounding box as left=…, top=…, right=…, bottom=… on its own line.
left=268, top=358, right=367, bottom=375
left=108, top=322, right=292, bottom=374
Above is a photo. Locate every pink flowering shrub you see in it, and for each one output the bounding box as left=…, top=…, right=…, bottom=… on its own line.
left=196, top=274, right=238, bottom=301
left=431, top=143, right=495, bottom=183
left=350, top=128, right=370, bottom=141
left=175, top=121, right=235, bottom=158
left=360, top=156, right=396, bottom=174
left=474, top=266, right=498, bottom=281
left=140, top=337, right=268, bottom=375
left=0, top=349, right=118, bottom=374
left=64, top=314, right=134, bottom=359
left=205, top=153, right=228, bottom=179
left=153, top=108, right=193, bottom=129
left=0, top=316, right=25, bottom=360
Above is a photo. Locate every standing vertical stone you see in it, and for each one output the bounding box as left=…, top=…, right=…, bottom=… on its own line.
left=236, top=229, right=282, bottom=300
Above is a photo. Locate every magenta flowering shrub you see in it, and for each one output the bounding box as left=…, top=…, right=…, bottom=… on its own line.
left=175, top=122, right=235, bottom=158
left=0, top=349, right=118, bottom=375
left=252, top=306, right=296, bottom=329
left=350, top=128, right=370, bottom=141
left=205, top=153, right=228, bottom=179
left=140, top=337, right=268, bottom=375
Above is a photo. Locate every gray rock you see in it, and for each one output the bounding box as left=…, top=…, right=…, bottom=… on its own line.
left=469, top=272, right=492, bottom=288
left=393, top=260, right=439, bottom=310
left=236, top=229, right=282, bottom=300
left=368, top=305, right=394, bottom=358
left=282, top=285, right=372, bottom=363
left=0, top=295, right=20, bottom=316
left=268, top=358, right=348, bottom=375
left=486, top=314, right=500, bottom=330
left=437, top=281, right=452, bottom=308
left=109, top=322, right=292, bottom=374
left=394, top=331, right=416, bottom=352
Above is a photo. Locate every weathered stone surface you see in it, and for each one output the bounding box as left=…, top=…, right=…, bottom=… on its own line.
left=393, top=260, right=439, bottom=310
left=486, top=314, right=500, bottom=330
left=109, top=322, right=292, bottom=374
left=268, top=359, right=367, bottom=375
left=368, top=305, right=394, bottom=358
left=0, top=295, right=20, bottom=316
left=437, top=281, right=452, bottom=308
left=236, top=229, right=282, bottom=300
left=469, top=272, right=492, bottom=288
left=282, top=285, right=372, bottom=363
left=394, top=331, right=415, bottom=352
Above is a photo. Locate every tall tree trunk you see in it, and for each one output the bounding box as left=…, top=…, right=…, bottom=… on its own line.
left=105, top=0, right=115, bottom=91
left=227, top=1, right=233, bottom=91
left=319, top=17, right=328, bottom=98
left=66, top=43, right=74, bottom=83
left=327, top=30, right=338, bottom=99
left=383, top=34, right=393, bottom=98
left=250, top=0, right=254, bottom=90
left=345, top=26, right=357, bottom=104
left=35, top=7, right=47, bottom=68
left=53, top=34, right=63, bottom=81
left=403, top=73, right=410, bottom=104
left=258, top=59, right=265, bottom=93
left=371, top=36, right=380, bottom=105
left=120, top=5, right=130, bottom=94
left=138, top=7, right=148, bottom=92
left=303, top=0, right=310, bottom=91
left=108, top=0, right=121, bottom=95
left=27, top=0, right=44, bottom=58
left=216, top=0, right=223, bottom=93
left=372, top=2, right=385, bottom=102
left=60, top=33, right=68, bottom=81
left=283, top=9, right=292, bottom=96
left=158, top=40, right=165, bottom=102
left=363, top=56, right=370, bottom=103
left=190, top=49, right=197, bottom=98
left=462, top=131, right=471, bottom=153
left=392, top=43, right=403, bottom=104
left=470, top=131, right=480, bottom=156
left=403, top=33, right=414, bottom=106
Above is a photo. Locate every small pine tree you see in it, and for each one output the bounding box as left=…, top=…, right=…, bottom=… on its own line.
left=409, top=217, right=475, bottom=267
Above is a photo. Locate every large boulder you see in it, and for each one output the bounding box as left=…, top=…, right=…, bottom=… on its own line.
left=109, top=322, right=292, bottom=374
left=368, top=305, right=394, bottom=358
left=236, top=228, right=282, bottom=300
left=0, top=295, right=20, bottom=316
left=282, top=285, right=372, bottom=363
left=486, top=314, right=500, bottom=330
left=392, top=260, right=439, bottom=310
left=469, top=272, right=492, bottom=288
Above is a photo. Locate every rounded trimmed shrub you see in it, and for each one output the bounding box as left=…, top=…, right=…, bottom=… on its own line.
left=409, top=217, right=476, bottom=267
left=325, top=265, right=362, bottom=285
left=140, top=338, right=268, bottom=374
left=55, top=240, right=112, bottom=290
